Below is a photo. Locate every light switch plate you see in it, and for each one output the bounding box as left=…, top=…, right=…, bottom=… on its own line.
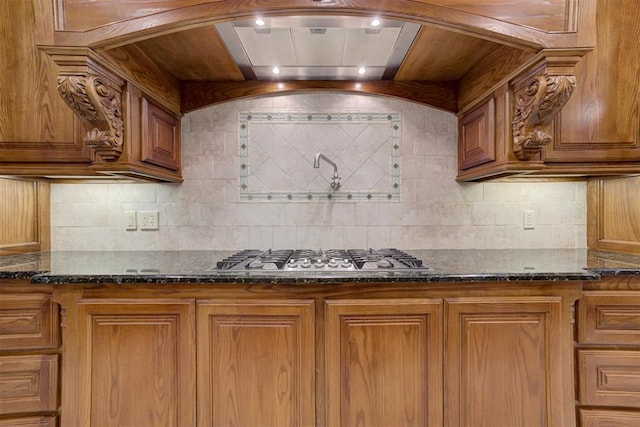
left=125, top=211, right=137, bottom=230
left=523, top=210, right=535, bottom=229
left=139, top=211, right=159, bottom=230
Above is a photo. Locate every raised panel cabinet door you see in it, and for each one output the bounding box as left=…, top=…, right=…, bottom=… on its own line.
left=75, top=299, right=195, bottom=427
left=197, top=299, right=315, bottom=427
left=0, top=355, right=58, bottom=415
left=578, top=350, right=640, bottom=408
left=578, top=291, right=640, bottom=345
left=0, top=293, right=58, bottom=350
left=579, top=408, right=640, bottom=427
left=458, top=98, right=496, bottom=170
left=445, top=297, right=574, bottom=427
left=325, top=298, right=443, bottom=427
left=141, top=98, right=181, bottom=171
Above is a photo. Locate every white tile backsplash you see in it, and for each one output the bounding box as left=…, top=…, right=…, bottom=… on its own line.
left=50, top=93, right=587, bottom=250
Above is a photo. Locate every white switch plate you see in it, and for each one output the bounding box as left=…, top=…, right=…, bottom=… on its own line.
left=139, top=211, right=159, bottom=230
left=523, top=210, right=535, bottom=229
left=125, top=211, right=137, bottom=230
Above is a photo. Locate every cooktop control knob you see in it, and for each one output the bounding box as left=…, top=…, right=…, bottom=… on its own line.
left=300, top=259, right=311, bottom=268
left=328, top=259, right=339, bottom=268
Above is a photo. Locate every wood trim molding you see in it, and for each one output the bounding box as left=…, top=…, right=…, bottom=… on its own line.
left=181, top=80, right=457, bottom=113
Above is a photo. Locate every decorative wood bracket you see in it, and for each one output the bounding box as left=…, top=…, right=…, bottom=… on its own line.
left=510, top=50, right=588, bottom=161
left=57, top=74, right=124, bottom=161
left=511, top=72, right=576, bottom=160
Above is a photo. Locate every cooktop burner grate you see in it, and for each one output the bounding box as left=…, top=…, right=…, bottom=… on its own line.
left=215, top=249, right=426, bottom=271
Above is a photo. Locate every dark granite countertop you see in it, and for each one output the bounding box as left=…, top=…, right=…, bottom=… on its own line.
left=1, top=249, right=639, bottom=284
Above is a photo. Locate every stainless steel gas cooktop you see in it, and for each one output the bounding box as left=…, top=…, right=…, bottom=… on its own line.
left=216, top=249, right=427, bottom=271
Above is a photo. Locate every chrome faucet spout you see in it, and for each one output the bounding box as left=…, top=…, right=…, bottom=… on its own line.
left=313, top=152, right=341, bottom=190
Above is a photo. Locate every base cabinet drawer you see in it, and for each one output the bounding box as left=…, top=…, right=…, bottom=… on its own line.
left=579, top=409, right=640, bottom=426
left=578, top=292, right=640, bottom=345
left=578, top=350, right=640, bottom=408
left=0, top=355, right=58, bottom=416
left=0, top=293, right=59, bottom=350
left=0, top=416, right=57, bottom=427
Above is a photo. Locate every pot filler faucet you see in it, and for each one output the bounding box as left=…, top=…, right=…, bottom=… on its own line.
left=314, top=152, right=341, bottom=190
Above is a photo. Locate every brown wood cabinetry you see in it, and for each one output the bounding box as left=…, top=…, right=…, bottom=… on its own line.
left=588, top=176, right=640, bottom=255
left=576, top=278, right=640, bottom=425
left=0, top=283, right=59, bottom=425
left=446, top=297, right=575, bottom=426
left=197, top=300, right=315, bottom=426
left=325, top=299, right=443, bottom=426
left=60, top=298, right=195, bottom=426
left=456, top=0, right=640, bottom=181
left=0, top=178, right=50, bottom=256
left=0, top=1, right=182, bottom=182
left=51, top=281, right=581, bottom=426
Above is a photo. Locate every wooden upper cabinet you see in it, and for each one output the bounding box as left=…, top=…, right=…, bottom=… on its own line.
left=588, top=176, right=640, bottom=254
left=548, top=0, right=640, bottom=164
left=457, top=0, right=640, bottom=181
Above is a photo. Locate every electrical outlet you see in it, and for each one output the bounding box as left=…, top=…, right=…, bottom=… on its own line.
left=139, top=211, right=159, bottom=230
left=523, top=210, right=535, bottom=229
left=125, top=211, right=137, bottom=230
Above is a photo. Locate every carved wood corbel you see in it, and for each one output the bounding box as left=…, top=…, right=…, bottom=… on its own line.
left=511, top=72, right=576, bottom=160
left=57, top=74, right=124, bottom=161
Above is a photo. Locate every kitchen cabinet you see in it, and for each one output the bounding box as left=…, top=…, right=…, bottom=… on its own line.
left=0, top=178, right=50, bottom=256
left=3, top=0, right=640, bottom=183
left=52, top=280, right=581, bottom=426
left=588, top=176, right=640, bottom=255
left=576, top=276, right=640, bottom=425
left=325, top=299, right=443, bottom=426
left=0, top=282, right=59, bottom=425
left=58, top=296, right=196, bottom=426
left=196, top=300, right=315, bottom=426
left=0, top=1, right=182, bottom=182
left=457, top=0, right=640, bottom=181
left=446, top=297, right=575, bottom=426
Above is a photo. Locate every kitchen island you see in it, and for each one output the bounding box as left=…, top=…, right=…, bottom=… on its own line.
left=1, top=249, right=639, bottom=426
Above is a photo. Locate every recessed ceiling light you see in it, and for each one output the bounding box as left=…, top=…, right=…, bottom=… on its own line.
left=370, top=18, right=381, bottom=27
left=255, top=18, right=265, bottom=26
left=272, top=66, right=280, bottom=75
left=358, top=67, right=366, bottom=75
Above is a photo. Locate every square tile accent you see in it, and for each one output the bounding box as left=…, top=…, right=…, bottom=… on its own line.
left=238, top=111, right=401, bottom=202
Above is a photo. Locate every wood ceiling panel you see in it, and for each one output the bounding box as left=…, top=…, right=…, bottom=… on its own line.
left=134, top=26, right=244, bottom=81
left=395, top=26, right=503, bottom=81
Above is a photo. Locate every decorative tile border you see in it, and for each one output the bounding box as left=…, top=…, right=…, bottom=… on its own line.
left=238, top=110, right=401, bottom=202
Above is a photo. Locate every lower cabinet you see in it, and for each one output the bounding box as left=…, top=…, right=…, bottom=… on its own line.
left=446, top=297, right=575, bottom=427
left=0, top=284, right=59, bottom=425
left=65, top=299, right=196, bottom=426
left=576, top=282, right=640, bottom=426
left=325, top=299, right=443, bottom=426
left=53, top=283, right=581, bottom=426
left=196, top=300, right=315, bottom=426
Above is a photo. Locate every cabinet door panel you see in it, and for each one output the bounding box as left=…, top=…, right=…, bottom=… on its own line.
left=77, top=300, right=195, bottom=427
left=197, top=300, right=315, bottom=427
left=0, top=355, right=57, bottom=415
left=578, top=350, right=640, bottom=408
left=0, top=293, right=58, bottom=350
left=579, top=408, right=640, bottom=427
left=578, top=292, right=640, bottom=345
left=446, top=297, right=573, bottom=427
left=325, top=299, right=442, bottom=427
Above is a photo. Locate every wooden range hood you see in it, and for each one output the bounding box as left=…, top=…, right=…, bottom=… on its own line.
left=46, top=0, right=591, bottom=117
